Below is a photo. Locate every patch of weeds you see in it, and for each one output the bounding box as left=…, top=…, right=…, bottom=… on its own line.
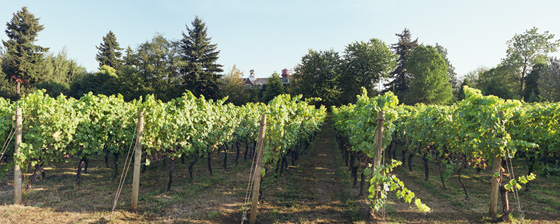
left=346, top=199, right=363, bottom=222
left=207, top=210, right=221, bottom=220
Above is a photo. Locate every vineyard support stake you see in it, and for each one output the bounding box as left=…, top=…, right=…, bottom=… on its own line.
left=131, top=110, right=144, bottom=210
left=373, top=111, right=385, bottom=169
left=14, top=108, right=22, bottom=204
left=489, top=155, right=502, bottom=217
left=250, top=114, right=267, bottom=224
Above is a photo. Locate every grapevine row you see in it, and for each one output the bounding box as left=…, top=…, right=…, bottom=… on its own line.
left=0, top=90, right=326, bottom=192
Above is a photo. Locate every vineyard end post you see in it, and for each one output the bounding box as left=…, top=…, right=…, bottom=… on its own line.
left=373, top=110, right=385, bottom=169
left=250, top=114, right=267, bottom=224
left=489, top=155, right=502, bottom=217
left=131, top=110, right=144, bottom=210
left=14, top=108, right=22, bottom=204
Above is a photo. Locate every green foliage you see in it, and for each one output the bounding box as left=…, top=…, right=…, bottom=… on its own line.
left=261, top=72, right=284, bottom=103
left=180, top=17, right=223, bottom=99
left=524, top=63, right=544, bottom=102
left=385, top=28, right=418, bottom=99
left=96, top=31, right=124, bottom=70
left=504, top=173, right=537, bottom=191
left=367, top=160, right=430, bottom=212
left=332, top=93, right=430, bottom=215
left=435, top=43, right=459, bottom=99
left=35, top=81, right=70, bottom=97
left=2, top=7, right=49, bottom=98
left=505, top=27, right=560, bottom=98
left=218, top=65, right=251, bottom=105
left=538, top=57, right=560, bottom=102
left=291, top=49, right=342, bottom=107
left=122, top=35, right=183, bottom=101
left=70, top=65, right=119, bottom=98
left=16, top=90, right=78, bottom=167
left=340, top=38, right=397, bottom=104
left=477, top=64, right=518, bottom=99
left=404, top=45, right=453, bottom=105
left=262, top=94, right=326, bottom=167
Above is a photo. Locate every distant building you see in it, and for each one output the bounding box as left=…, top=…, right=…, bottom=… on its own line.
left=280, top=68, right=290, bottom=85
left=243, top=68, right=290, bottom=88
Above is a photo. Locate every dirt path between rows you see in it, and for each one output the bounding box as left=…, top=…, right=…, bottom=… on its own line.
left=257, top=117, right=355, bottom=223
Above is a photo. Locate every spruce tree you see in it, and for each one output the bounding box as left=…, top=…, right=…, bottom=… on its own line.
left=385, top=28, right=418, bottom=99
left=2, top=7, right=49, bottom=100
left=96, top=31, right=123, bottom=70
left=180, top=16, right=223, bottom=99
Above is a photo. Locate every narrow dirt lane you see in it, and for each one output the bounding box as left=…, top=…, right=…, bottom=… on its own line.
left=258, top=117, right=355, bottom=223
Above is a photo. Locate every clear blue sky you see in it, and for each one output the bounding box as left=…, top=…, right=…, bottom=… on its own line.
left=1, top=0, right=559, bottom=79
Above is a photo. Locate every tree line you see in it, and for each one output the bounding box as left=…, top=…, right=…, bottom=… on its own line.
left=2, top=7, right=559, bottom=106
left=291, top=27, right=560, bottom=107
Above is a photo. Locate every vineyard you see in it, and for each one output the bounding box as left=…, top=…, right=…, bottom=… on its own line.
left=0, top=88, right=559, bottom=223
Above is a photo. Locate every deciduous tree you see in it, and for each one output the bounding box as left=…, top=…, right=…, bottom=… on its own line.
left=125, top=35, right=183, bottom=101
left=218, top=65, right=250, bottom=105
left=524, top=63, right=545, bottom=102
left=505, top=27, right=560, bottom=99
left=341, top=38, right=396, bottom=104
left=261, top=72, right=284, bottom=103
left=405, top=45, right=452, bottom=105
left=539, top=57, right=560, bottom=102
left=292, top=49, right=342, bottom=107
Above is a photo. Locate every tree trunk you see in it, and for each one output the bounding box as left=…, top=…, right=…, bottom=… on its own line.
left=25, top=164, right=43, bottom=191
left=520, top=64, right=527, bottom=99
left=189, top=155, right=198, bottom=182
left=223, top=145, right=228, bottom=170
left=392, top=141, right=397, bottom=161
left=386, top=142, right=392, bottom=161
left=167, top=158, right=175, bottom=191
left=500, top=185, right=510, bottom=221
left=457, top=164, right=470, bottom=201
left=352, top=161, right=358, bottom=188
left=142, top=157, right=147, bottom=174
left=279, top=157, right=286, bottom=177
left=207, top=151, right=213, bottom=176
left=500, top=159, right=510, bottom=221
left=83, top=157, right=89, bottom=174
left=408, top=153, right=414, bottom=172
left=113, top=153, right=119, bottom=180
left=349, top=153, right=355, bottom=172
left=235, top=142, right=240, bottom=165
left=16, top=82, right=21, bottom=100
left=104, top=147, right=110, bottom=168
left=423, top=154, right=429, bottom=181
left=439, top=160, right=447, bottom=190
left=77, top=157, right=85, bottom=186
left=358, top=169, right=365, bottom=197
left=244, top=140, right=249, bottom=161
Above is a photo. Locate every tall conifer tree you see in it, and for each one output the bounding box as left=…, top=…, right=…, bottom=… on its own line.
left=96, top=31, right=123, bottom=70
left=385, top=28, right=418, bottom=99
left=180, top=16, right=223, bottom=99
left=2, top=7, right=48, bottom=99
